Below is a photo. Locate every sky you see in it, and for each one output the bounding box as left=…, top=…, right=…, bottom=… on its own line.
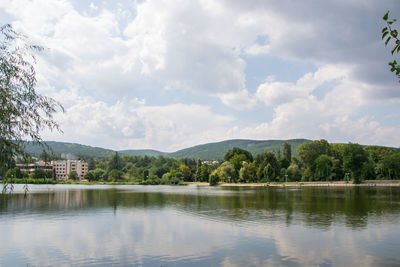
left=1, top=0, right=400, bottom=152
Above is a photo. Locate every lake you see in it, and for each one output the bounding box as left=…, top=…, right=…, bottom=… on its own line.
left=0, top=184, right=400, bottom=266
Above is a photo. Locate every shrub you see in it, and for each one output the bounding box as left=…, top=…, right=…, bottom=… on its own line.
left=209, top=170, right=219, bottom=186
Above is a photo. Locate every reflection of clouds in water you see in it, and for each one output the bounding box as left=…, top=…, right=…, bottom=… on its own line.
left=1, top=185, right=400, bottom=266
left=1, top=208, right=247, bottom=265
left=7, top=184, right=259, bottom=196
left=1, top=208, right=399, bottom=266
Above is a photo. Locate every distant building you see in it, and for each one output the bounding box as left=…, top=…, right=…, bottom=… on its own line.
left=16, top=160, right=88, bottom=180
left=16, top=160, right=53, bottom=174
left=201, top=160, right=219, bottom=165
left=52, top=160, right=67, bottom=180
left=52, top=160, right=88, bottom=180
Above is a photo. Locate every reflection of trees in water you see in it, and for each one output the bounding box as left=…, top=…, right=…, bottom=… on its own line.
left=1, top=186, right=400, bottom=229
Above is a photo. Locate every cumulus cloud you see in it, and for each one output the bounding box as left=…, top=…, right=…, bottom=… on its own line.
left=2, top=0, right=400, bottom=149
left=231, top=71, right=400, bottom=147
left=218, top=90, right=257, bottom=110
left=256, top=65, right=348, bottom=106
left=42, top=95, right=234, bottom=151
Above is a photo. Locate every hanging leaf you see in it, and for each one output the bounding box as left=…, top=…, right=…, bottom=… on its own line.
left=382, top=31, right=389, bottom=39
left=383, top=11, right=389, bottom=21
left=385, top=36, right=391, bottom=46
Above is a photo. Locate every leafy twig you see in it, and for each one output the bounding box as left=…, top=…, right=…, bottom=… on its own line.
left=382, top=11, right=400, bottom=82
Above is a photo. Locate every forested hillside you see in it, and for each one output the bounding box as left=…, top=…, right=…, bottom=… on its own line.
left=23, top=141, right=115, bottom=159
left=9, top=140, right=400, bottom=184
left=23, top=139, right=309, bottom=160
left=168, top=139, right=308, bottom=160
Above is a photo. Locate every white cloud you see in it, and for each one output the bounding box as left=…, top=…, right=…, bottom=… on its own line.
left=2, top=0, right=400, bottom=149
left=43, top=96, right=234, bottom=151
left=256, top=65, right=348, bottom=106
left=123, top=0, right=252, bottom=97
left=245, top=43, right=270, bottom=55
left=232, top=69, right=400, bottom=147
left=218, top=90, right=257, bottom=110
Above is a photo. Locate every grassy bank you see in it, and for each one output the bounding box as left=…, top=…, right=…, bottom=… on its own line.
left=186, top=180, right=400, bottom=187
left=3, top=179, right=400, bottom=187
left=1, top=178, right=142, bottom=185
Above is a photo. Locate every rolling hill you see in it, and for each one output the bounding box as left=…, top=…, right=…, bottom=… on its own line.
left=118, top=149, right=167, bottom=157
left=167, top=139, right=309, bottom=160
left=23, top=141, right=115, bottom=159
left=23, top=139, right=311, bottom=160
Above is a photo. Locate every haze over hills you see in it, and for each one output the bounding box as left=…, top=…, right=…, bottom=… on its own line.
left=24, top=139, right=311, bottom=160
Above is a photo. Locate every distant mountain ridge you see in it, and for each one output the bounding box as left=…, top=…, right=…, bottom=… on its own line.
left=24, top=139, right=311, bottom=160
left=118, top=149, right=168, bottom=157
left=24, top=141, right=115, bottom=159
left=170, top=139, right=309, bottom=160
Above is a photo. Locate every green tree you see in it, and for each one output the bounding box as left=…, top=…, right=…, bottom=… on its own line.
left=255, top=152, right=279, bottom=181
left=149, top=166, right=168, bottom=179
left=286, top=164, right=302, bottom=182
left=92, top=168, right=106, bottom=181
left=143, top=169, right=149, bottom=180
left=239, top=161, right=256, bottom=183
left=39, top=150, right=50, bottom=164
left=263, top=163, right=275, bottom=182
left=229, top=154, right=247, bottom=172
left=330, top=143, right=345, bottom=180
left=278, top=157, right=290, bottom=170
left=109, top=152, right=121, bottom=171
left=298, top=139, right=331, bottom=178
left=108, top=169, right=123, bottom=182
left=5, top=167, right=22, bottom=179
left=382, top=11, right=400, bottom=82
left=224, top=147, right=253, bottom=162
left=195, top=159, right=202, bottom=182
left=84, top=171, right=95, bottom=182
left=200, top=164, right=210, bottom=182
left=218, top=162, right=235, bottom=183
left=0, top=24, right=62, bottom=179
left=314, top=155, right=333, bottom=181
left=283, top=142, right=292, bottom=164
left=88, top=158, right=96, bottom=170
left=361, top=160, right=376, bottom=180
left=179, top=164, right=192, bottom=181
left=162, top=169, right=184, bottom=183
left=382, top=152, right=400, bottom=179
left=365, top=146, right=394, bottom=164
left=68, top=171, right=78, bottom=180
left=29, top=168, right=52, bottom=179
left=342, top=143, right=368, bottom=184
left=209, top=170, right=219, bottom=186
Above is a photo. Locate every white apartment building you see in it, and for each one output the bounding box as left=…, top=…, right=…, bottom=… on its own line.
left=16, top=160, right=53, bottom=174
left=53, top=161, right=68, bottom=180
left=52, top=160, right=88, bottom=180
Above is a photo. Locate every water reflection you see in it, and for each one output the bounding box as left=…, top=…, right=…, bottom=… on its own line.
left=0, top=185, right=400, bottom=266
left=2, top=185, right=399, bottom=229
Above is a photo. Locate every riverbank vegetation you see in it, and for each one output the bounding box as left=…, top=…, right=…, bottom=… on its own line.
left=3, top=139, right=400, bottom=186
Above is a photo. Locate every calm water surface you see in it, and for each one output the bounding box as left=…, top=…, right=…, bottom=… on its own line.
left=0, top=184, right=400, bottom=266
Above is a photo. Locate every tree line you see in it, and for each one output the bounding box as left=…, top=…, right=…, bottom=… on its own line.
left=4, top=139, right=399, bottom=185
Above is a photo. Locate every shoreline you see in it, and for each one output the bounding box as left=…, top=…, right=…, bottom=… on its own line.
left=185, top=181, right=400, bottom=187
left=3, top=180, right=400, bottom=187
